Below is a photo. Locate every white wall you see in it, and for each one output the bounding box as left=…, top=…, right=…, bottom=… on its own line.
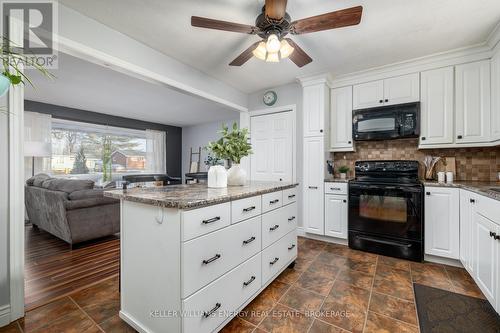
left=181, top=118, right=239, bottom=180
left=0, top=96, right=10, bottom=319
left=247, top=82, right=303, bottom=226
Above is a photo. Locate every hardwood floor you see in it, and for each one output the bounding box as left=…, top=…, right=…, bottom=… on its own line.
left=24, top=225, right=120, bottom=311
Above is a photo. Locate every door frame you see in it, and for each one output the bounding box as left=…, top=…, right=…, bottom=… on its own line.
left=244, top=104, right=297, bottom=183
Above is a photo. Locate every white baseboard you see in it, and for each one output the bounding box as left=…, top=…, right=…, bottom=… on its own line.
left=0, top=305, right=11, bottom=328
left=424, top=254, right=463, bottom=268
left=297, top=227, right=348, bottom=246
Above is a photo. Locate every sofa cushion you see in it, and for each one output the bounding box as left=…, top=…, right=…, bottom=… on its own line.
left=42, top=178, right=94, bottom=193
left=69, top=189, right=104, bottom=201
left=64, top=197, right=118, bottom=210
left=26, top=173, right=51, bottom=187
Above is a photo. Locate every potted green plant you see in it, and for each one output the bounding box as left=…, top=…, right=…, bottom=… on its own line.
left=207, top=122, right=252, bottom=186
left=0, top=38, right=54, bottom=98
left=338, top=165, right=350, bottom=180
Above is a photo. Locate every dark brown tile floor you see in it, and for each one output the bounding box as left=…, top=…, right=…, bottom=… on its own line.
left=0, top=237, right=485, bottom=333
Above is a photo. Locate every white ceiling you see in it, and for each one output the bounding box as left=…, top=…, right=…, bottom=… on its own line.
left=59, top=0, right=500, bottom=94
left=25, top=52, right=240, bottom=127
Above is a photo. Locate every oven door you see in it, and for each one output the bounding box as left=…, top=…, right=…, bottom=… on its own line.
left=348, top=182, right=423, bottom=241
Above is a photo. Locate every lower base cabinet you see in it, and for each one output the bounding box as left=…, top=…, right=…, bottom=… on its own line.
left=324, top=194, right=348, bottom=239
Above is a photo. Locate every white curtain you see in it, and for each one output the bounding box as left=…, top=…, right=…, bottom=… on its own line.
left=24, top=111, right=52, bottom=178
left=145, top=129, right=166, bottom=174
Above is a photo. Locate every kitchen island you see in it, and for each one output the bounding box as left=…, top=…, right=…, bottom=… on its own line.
left=104, top=181, right=299, bottom=333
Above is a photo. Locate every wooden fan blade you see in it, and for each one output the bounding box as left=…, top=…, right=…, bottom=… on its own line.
left=229, top=42, right=261, bottom=66
left=191, top=16, right=258, bottom=34
left=285, top=38, right=312, bottom=67
left=265, top=0, right=288, bottom=21
left=290, top=6, right=363, bottom=35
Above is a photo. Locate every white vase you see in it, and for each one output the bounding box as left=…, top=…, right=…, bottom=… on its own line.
left=207, top=165, right=227, bottom=188
left=227, top=163, right=247, bottom=186
left=340, top=173, right=347, bottom=180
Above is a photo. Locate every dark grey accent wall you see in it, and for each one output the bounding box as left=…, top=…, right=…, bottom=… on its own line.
left=24, top=100, right=182, bottom=177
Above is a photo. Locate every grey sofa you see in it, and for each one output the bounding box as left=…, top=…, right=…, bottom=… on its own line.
left=25, top=174, right=120, bottom=245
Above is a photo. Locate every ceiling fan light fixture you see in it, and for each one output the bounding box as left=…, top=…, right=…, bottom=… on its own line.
left=279, top=39, right=294, bottom=59
left=266, top=51, right=280, bottom=63
left=252, top=42, right=267, bottom=61
left=266, top=34, right=281, bottom=53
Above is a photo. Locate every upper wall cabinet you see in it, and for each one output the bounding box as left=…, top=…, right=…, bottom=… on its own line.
left=383, top=73, right=420, bottom=106
left=491, top=48, right=500, bottom=142
left=352, top=73, right=419, bottom=110
left=330, top=86, right=353, bottom=151
left=455, top=60, right=491, bottom=144
left=303, top=84, right=329, bottom=137
left=420, top=67, right=455, bottom=146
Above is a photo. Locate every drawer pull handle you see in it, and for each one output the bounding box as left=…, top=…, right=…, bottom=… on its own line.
left=243, top=236, right=256, bottom=245
left=270, top=257, right=279, bottom=265
left=203, top=303, right=221, bottom=318
left=308, top=186, right=318, bottom=189
left=269, top=199, right=280, bottom=204
left=202, top=254, right=221, bottom=265
left=288, top=194, right=296, bottom=199
left=330, top=187, right=341, bottom=191
left=270, top=224, right=279, bottom=231
left=288, top=244, right=296, bottom=250
left=490, top=231, right=497, bottom=238
left=469, top=198, right=475, bottom=204
left=288, top=216, right=296, bottom=222
left=243, top=206, right=256, bottom=212
left=202, top=216, right=221, bottom=224
left=243, top=276, right=256, bottom=286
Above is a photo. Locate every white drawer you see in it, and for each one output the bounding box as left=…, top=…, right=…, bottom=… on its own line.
left=261, top=230, right=297, bottom=284
left=262, top=202, right=297, bottom=249
left=283, top=187, right=298, bottom=205
left=262, top=191, right=283, bottom=213
left=182, top=202, right=231, bottom=241
left=231, top=196, right=262, bottom=224
left=325, top=182, right=348, bottom=195
left=182, top=216, right=261, bottom=298
left=182, top=253, right=261, bottom=333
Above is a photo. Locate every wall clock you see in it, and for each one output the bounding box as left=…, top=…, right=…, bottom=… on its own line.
left=263, top=90, right=277, bottom=106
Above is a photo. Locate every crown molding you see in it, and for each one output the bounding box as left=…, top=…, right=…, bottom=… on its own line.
left=297, top=73, right=334, bottom=88
left=487, top=21, right=500, bottom=49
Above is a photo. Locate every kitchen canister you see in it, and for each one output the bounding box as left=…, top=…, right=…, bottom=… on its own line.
left=446, top=171, right=454, bottom=184
left=437, top=172, right=445, bottom=183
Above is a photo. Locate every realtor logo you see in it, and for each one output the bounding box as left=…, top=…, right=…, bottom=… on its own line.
left=1, top=0, right=58, bottom=68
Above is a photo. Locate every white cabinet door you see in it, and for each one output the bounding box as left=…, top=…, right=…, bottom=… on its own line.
left=324, top=194, right=347, bottom=239
left=420, top=67, right=454, bottom=146
left=353, top=80, right=384, bottom=110
left=491, top=49, right=500, bottom=142
left=459, top=190, right=475, bottom=274
left=455, top=60, right=491, bottom=143
left=383, top=73, right=420, bottom=106
left=250, top=111, right=293, bottom=182
left=330, top=86, right=353, bottom=151
left=303, top=85, right=327, bottom=137
left=303, top=137, right=324, bottom=235
left=474, top=211, right=497, bottom=305
left=424, top=187, right=459, bottom=259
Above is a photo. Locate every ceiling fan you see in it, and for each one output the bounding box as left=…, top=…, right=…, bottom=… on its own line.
left=191, top=0, right=363, bottom=67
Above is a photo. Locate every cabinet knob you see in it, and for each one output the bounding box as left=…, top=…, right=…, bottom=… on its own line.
left=320, top=129, right=323, bottom=133
left=379, top=100, right=383, bottom=103
left=348, top=141, right=352, bottom=144
left=457, top=135, right=463, bottom=139
left=385, top=99, right=389, bottom=102
left=426, top=192, right=431, bottom=196
left=489, top=231, right=497, bottom=238
left=495, top=235, right=500, bottom=241
left=469, top=198, right=475, bottom=204
left=421, top=137, right=426, bottom=141
left=343, top=199, right=347, bottom=203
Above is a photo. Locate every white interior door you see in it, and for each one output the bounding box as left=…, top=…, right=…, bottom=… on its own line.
left=250, top=111, right=293, bottom=182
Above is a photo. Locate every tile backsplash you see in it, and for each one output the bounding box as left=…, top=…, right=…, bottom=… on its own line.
left=332, top=139, right=500, bottom=182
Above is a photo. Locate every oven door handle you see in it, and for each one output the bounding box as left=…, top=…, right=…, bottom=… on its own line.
left=355, top=235, right=413, bottom=248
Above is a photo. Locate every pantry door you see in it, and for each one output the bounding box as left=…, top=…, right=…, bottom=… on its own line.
left=250, top=111, right=293, bottom=182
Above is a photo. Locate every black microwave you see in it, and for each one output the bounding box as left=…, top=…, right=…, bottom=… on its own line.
left=352, top=102, right=420, bottom=141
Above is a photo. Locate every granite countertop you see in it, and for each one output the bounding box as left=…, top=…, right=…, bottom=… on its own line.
left=104, top=181, right=299, bottom=209
left=423, top=180, right=500, bottom=201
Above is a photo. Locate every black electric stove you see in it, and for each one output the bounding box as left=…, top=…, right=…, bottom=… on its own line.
left=348, top=160, right=424, bottom=262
